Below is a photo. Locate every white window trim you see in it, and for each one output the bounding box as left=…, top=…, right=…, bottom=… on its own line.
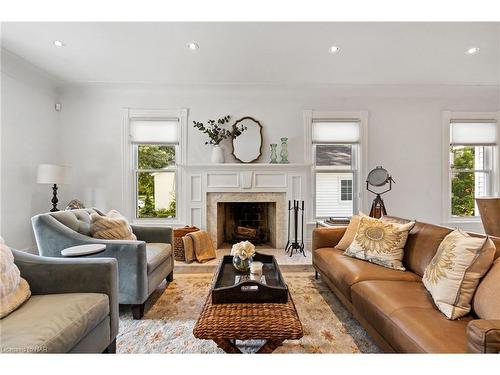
left=122, top=108, right=188, bottom=225
left=441, top=111, right=500, bottom=225
left=304, top=110, right=368, bottom=221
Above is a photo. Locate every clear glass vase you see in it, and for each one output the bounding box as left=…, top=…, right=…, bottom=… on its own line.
left=232, top=255, right=254, bottom=273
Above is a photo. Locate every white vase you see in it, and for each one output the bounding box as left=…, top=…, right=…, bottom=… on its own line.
left=211, top=145, right=225, bottom=163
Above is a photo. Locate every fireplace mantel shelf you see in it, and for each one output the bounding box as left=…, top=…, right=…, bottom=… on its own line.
left=183, top=163, right=310, bottom=169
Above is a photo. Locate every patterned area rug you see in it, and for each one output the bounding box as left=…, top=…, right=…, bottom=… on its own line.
left=117, top=273, right=380, bottom=353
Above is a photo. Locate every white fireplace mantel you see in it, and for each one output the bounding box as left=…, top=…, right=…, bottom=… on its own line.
left=183, top=163, right=311, bottom=236
left=182, top=163, right=310, bottom=169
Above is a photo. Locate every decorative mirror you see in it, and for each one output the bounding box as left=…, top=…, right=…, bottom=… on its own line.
left=231, top=117, right=263, bottom=163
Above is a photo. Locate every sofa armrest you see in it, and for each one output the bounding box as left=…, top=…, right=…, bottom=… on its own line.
left=12, top=249, right=119, bottom=340
left=131, top=225, right=173, bottom=245
left=312, top=227, right=347, bottom=251
left=466, top=320, right=500, bottom=353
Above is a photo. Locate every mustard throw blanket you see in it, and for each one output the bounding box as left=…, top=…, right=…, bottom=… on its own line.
left=182, top=231, right=216, bottom=263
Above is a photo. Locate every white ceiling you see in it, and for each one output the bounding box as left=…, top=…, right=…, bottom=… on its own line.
left=1, top=22, right=499, bottom=86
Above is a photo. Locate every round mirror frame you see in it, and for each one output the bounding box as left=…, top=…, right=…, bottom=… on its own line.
left=231, top=117, right=263, bottom=163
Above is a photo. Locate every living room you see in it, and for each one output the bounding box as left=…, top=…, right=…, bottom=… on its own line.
left=1, top=0, right=500, bottom=372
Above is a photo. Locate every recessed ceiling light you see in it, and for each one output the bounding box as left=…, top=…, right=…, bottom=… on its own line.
left=53, top=40, right=65, bottom=47
left=466, top=47, right=480, bottom=55
left=328, top=45, right=340, bottom=54
left=187, top=42, right=199, bottom=51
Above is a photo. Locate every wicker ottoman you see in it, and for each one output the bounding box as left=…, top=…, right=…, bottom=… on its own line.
left=193, top=292, right=303, bottom=353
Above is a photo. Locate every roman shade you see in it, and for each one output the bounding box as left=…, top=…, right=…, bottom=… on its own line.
left=312, top=120, right=361, bottom=144
left=130, top=119, right=179, bottom=144
left=450, top=121, right=497, bottom=146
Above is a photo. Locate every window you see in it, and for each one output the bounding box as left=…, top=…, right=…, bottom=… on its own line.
left=341, top=179, right=353, bottom=201
left=135, top=144, right=176, bottom=219
left=442, top=112, right=499, bottom=221
left=127, top=109, right=186, bottom=221
left=311, top=119, right=362, bottom=218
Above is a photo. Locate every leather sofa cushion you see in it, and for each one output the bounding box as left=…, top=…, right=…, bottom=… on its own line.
left=0, top=293, right=109, bottom=353
left=146, top=243, right=172, bottom=273
left=351, top=280, right=471, bottom=353
left=403, top=222, right=452, bottom=277
left=313, top=247, right=421, bottom=301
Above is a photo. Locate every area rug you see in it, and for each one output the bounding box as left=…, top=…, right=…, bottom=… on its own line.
left=117, top=273, right=380, bottom=353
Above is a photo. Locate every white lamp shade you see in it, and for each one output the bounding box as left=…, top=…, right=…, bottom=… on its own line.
left=312, top=121, right=360, bottom=143
left=37, top=164, right=70, bottom=184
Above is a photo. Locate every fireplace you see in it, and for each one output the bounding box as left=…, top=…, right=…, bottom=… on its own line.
left=206, top=192, right=286, bottom=250
left=217, top=202, right=276, bottom=248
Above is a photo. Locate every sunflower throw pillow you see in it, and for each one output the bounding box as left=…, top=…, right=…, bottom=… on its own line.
left=423, top=229, right=495, bottom=320
left=344, top=216, right=415, bottom=271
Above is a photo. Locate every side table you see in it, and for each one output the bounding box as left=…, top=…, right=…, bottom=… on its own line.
left=61, top=244, right=106, bottom=257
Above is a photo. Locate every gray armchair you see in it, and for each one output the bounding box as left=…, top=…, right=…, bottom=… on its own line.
left=31, top=208, right=174, bottom=319
left=0, top=250, right=118, bottom=353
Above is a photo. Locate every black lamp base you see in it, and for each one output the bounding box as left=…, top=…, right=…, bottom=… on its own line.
left=50, top=184, right=59, bottom=212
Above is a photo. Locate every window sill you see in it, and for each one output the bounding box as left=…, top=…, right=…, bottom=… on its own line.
left=442, top=218, right=482, bottom=225
left=132, top=219, right=185, bottom=227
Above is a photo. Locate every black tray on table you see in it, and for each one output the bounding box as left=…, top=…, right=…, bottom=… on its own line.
left=211, top=253, right=288, bottom=304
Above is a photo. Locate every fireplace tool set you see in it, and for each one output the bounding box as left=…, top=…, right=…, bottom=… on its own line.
left=285, top=200, right=305, bottom=257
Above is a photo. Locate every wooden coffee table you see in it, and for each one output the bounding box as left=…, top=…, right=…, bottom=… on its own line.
left=193, top=292, right=303, bottom=354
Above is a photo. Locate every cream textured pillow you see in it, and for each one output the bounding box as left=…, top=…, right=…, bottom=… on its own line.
left=0, top=237, right=31, bottom=319
left=345, top=216, right=415, bottom=270
left=90, top=210, right=137, bottom=240
left=423, top=229, right=495, bottom=320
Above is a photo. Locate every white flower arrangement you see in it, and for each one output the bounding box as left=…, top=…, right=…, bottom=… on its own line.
left=230, top=240, right=256, bottom=260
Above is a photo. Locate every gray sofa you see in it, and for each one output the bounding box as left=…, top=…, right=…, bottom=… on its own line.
left=31, top=208, right=174, bottom=319
left=0, top=249, right=118, bottom=353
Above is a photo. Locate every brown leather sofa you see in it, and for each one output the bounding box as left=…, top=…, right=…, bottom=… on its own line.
left=312, top=216, right=500, bottom=353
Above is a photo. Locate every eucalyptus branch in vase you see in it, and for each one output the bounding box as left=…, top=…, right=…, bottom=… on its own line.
left=193, top=115, right=247, bottom=163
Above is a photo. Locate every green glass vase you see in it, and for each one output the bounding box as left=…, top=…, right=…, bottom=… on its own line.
left=280, top=137, right=289, bottom=164
left=270, top=143, right=278, bottom=163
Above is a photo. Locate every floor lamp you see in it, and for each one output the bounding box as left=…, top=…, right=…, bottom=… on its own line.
left=37, top=164, right=70, bottom=212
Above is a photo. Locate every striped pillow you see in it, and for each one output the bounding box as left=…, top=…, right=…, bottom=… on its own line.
left=90, top=210, right=137, bottom=241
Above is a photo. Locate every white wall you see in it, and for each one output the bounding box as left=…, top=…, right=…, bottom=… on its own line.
left=1, top=50, right=61, bottom=250
left=58, top=83, right=499, bottom=233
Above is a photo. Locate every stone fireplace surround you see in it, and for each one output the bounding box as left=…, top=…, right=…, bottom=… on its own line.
left=207, top=192, right=286, bottom=249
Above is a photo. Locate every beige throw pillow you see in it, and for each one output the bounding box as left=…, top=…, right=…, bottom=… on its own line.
left=345, top=216, right=415, bottom=270
left=336, top=214, right=362, bottom=250
left=423, top=229, right=495, bottom=320
left=0, top=237, right=31, bottom=319
left=90, top=210, right=137, bottom=240
left=473, top=258, right=500, bottom=320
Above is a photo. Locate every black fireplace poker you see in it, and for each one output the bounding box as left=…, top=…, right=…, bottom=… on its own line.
left=285, top=200, right=305, bottom=257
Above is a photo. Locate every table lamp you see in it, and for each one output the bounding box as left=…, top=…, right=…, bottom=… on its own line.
left=37, top=164, right=70, bottom=212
